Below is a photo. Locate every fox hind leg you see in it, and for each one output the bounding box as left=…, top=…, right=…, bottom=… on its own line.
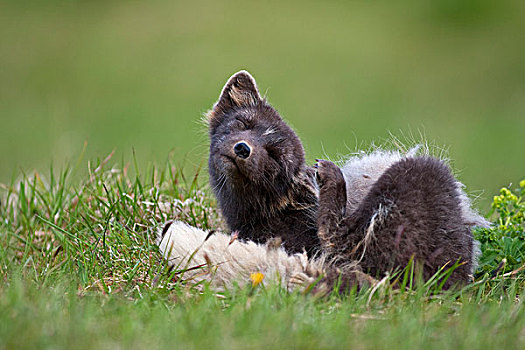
left=315, top=160, right=348, bottom=254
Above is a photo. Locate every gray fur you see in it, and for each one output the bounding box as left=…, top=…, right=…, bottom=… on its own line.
left=340, top=148, right=489, bottom=272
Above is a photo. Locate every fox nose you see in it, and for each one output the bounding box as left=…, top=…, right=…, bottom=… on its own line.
left=233, top=142, right=251, bottom=159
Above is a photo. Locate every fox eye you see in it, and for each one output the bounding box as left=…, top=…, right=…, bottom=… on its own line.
left=233, top=118, right=248, bottom=130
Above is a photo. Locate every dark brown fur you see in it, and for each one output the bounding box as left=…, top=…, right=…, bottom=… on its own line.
left=208, top=71, right=320, bottom=255
left=316, top=158, right=474, bottom=289
left=208, top=71, right=475, bottom=290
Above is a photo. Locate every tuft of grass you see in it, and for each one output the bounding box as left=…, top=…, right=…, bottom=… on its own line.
left=474, top=180, right=525, bottom=275
left=0, top=152, right=221, bottom=294
left=1, top=159, right=524, bottom=349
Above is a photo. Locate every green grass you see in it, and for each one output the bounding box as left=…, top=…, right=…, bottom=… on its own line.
left=1, top=278, right=523, bottom=349
left=1, top=159, right=524, bottom=349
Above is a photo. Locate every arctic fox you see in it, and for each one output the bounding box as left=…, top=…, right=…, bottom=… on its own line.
left=157, top=71, right=489, bottom=292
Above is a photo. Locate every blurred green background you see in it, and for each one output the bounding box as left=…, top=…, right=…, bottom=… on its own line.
left=1, top=0, right=524, bottom=208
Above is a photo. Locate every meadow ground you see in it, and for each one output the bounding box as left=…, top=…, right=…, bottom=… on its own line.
left=1, top=1, right=524, bottom=348
left=0, top=158, right=523, bottom=349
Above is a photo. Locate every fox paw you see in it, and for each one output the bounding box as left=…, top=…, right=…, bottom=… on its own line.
left=314, top=159, right=342, bottom=187
left=288, top=272, right=317, bottom=290
left=314, top=160, right=347, bottom=215
left=289, top=272, right=332, bottom=297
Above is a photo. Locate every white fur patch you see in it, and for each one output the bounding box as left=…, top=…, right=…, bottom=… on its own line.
left=157, top=221, right=326, bottom=291
left=263, top=128, right=276, bottom=136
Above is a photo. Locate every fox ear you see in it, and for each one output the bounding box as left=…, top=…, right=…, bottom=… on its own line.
left=208, top=71, right=262, bottom=120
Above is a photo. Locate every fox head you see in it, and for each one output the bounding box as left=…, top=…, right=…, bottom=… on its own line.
left=206, top=71, right=310, bottom=220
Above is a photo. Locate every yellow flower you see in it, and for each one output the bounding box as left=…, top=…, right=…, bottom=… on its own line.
left=250, top=272, right=264, bottom=287
left=520, top=179, right=525, bottom=188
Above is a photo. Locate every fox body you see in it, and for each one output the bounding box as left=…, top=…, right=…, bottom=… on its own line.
left=158, top=71, right=489, bottom=292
